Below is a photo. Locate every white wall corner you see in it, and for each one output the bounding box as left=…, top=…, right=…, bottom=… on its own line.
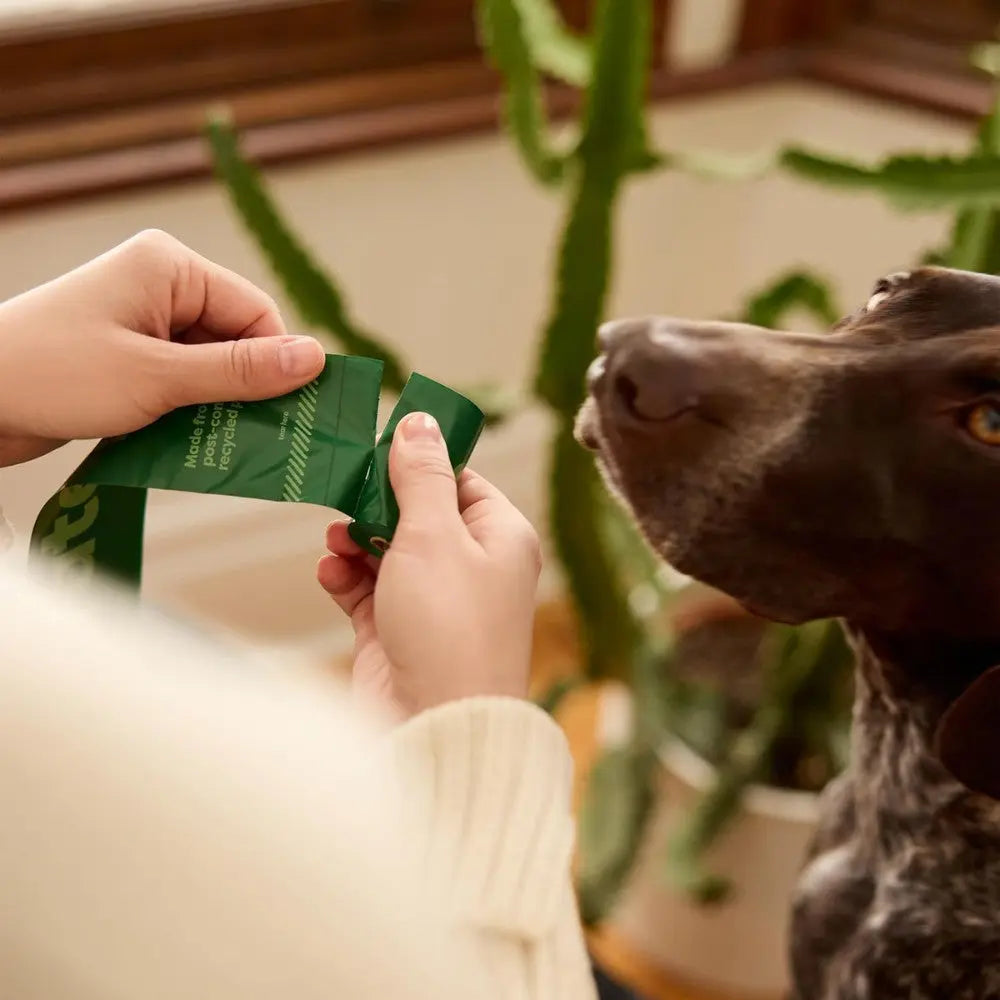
left=667, top=0, right=743, bottom=72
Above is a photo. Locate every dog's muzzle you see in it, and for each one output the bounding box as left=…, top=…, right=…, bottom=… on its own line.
left=586, top=318, right=716, bottom=432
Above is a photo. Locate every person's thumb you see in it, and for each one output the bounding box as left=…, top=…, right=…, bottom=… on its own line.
left=163, top=335, right=325, bottom=407
left=388, top=413, right=461, bottom=541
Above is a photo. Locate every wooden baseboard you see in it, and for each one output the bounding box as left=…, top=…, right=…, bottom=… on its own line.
left=803, top=43, right=992, bottom=121
left=589, top=925, right=738, bottom=1000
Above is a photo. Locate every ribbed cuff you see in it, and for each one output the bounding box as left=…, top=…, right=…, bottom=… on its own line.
left=389, top=697, right=576, bottom=941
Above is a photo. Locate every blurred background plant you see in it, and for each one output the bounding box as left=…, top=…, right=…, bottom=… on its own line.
left=204, top=0, right=1000, bottom=930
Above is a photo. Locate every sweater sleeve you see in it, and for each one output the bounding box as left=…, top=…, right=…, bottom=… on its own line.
left=389, top=698, right=598, bottom=1000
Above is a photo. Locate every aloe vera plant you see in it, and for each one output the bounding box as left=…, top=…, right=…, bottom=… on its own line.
left=523, top=0, right=655, bottom=678
left=476, top=0, right=660, bottom=681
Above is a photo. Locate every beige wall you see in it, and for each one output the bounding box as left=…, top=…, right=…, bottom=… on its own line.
left=0, top=82, right=970, bottom=655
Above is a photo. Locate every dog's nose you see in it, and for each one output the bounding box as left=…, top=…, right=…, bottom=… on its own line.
left=604, top=324, right=706, bottom=424
left=598, top=318, right=649, bottom=352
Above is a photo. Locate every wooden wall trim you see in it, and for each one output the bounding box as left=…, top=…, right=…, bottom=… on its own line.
left=737, top=0, right=860, bottom=53
left=0, top=0, right=480, bottom=125
left=803, top=43, right=992, bottom=122
left=0, top=49, right=794, bottom=216
left=736, top=0, right=996, bottom=122
left=1, top=0, right=996, bottom=216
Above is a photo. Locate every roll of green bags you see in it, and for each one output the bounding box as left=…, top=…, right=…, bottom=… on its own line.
left=30, top=354, right=485, bottom=588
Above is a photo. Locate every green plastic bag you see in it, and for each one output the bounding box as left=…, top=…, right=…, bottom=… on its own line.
left=30, top=354, right=484, bottom=587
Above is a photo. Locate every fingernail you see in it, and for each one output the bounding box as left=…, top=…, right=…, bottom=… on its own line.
left=400, top=412, right=441, bottom=442
left=279, top=337, right=323, bottom=377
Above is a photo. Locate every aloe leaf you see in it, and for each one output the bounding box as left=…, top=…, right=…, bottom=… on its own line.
left=779, top=147, right=1000, bottom=211
left=550, top=425, right=638, bottom=679
left=665, top=621, right=845, bottom=903
left=476, top=0, right=568, bottom=185
left=740, top=270, right=842, bottom=330
left=661, top=146, right=775, bottom=181
left=534, top=180, right=614, bottom=414
left=942, top=206, right=996, bottom=271
left=664, top=693, right=773, bottom=904
left=666, top=683, right=732, bottom=764
left=667, top=142, right=1000, bottom=211
left=631, top=637, right=677, bottom=744
left=943, top=96, right=1000, bottom=273
left=664, top=755, right=747, bottom=906
left=767, top=620, right=853, bottom=788
left=577, top=743, right=657, bottom=925
left=527, top=1, right=655, bottom=684
left=971, top=42, right=1000, bottom=79
left=205, top=115, right=409, bottom=391
left=662, top=126, right=1000, bottom=212
left=511, top=0, right=592, bottom=86
left=533, top=0, right=652, bottom=415
left=629, top=144, right=666, bottom=173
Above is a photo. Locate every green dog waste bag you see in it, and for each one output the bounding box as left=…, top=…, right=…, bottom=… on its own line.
left=30, top=354, right=485, bottom=587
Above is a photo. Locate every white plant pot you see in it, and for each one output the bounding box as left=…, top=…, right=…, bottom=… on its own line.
left=667, top=0, right=742, bottom=71
left=597, top=686, right=820, bottom=999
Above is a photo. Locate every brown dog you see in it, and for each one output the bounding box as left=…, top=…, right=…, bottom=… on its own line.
left=577, top=267, right=1000, bottom=998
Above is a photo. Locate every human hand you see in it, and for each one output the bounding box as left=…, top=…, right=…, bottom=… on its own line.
left=317, top=413, right=541, bottom=721
left=0, top=229, right=325, bottom=467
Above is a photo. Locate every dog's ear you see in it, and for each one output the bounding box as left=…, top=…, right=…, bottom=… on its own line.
left=936, top=664, right=1000, bottom=801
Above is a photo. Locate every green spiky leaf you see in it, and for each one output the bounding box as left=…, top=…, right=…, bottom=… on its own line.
left=774, top=619, right=854, bottom=782
left=550, top=425, right=638, bottom=678
left=533, top=180, right=614, bottom=413
left=476, top=0, right=568, bottom=185
left=740, top=270, right=842, bottom=330
left=631, top=637, right=677, bottom=745
left=577, top=744, right=657, bottom=925
left=512, top=0, right=592, bottom=86
left=665, top=142, right=1000, bottom=212
left=778, top=147, right=1000, bottom=211
left=205, top=114, right=409, bottom=391
left=942, top=205, right=998, bottom=271
left=661, top=146, right=775, bottom=181
left=664, top=711, right=776, bottom=905
left=665, top=682, right=731, bottom=764
left=971, top=42, right=1000, bottom=79
left=533, top=0, right=652, bottom=415
left=941, top=96, right=1000, bottom=273
left=665, top=621, right=848, bottom=902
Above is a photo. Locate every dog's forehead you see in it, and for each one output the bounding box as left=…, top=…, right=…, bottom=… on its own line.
left=892, top=266, right=1000, bottom=303
left=845, top=267, right=1000, bottom=340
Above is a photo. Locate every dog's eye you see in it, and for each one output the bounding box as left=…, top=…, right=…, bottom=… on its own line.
left=965, top=402, right=1000, bottom=446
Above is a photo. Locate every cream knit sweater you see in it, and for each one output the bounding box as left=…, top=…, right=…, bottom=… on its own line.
left=0, top=563, right=598, bottom=1000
